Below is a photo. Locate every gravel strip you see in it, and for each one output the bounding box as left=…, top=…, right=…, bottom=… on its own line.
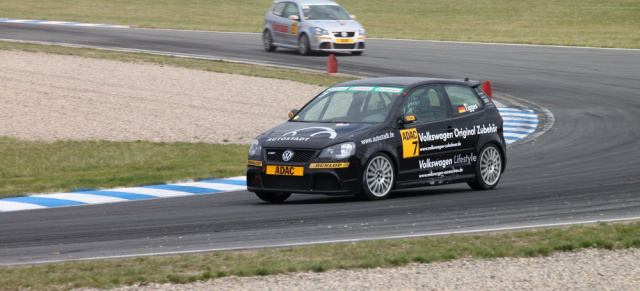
left=0, top=50, right=323, bottom=144
left=3, top=51, right=638, bottom=290
left=79, top=248, right=640, bottom=290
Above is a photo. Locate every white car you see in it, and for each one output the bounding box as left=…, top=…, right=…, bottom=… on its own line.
left=263, top=0, right=366, bottom=55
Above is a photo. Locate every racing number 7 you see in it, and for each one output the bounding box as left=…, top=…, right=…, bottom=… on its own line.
left=400, top=128, right=419, bottom=158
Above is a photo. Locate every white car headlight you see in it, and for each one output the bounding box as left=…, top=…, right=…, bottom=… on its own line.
left=359, top=28, right=365, bottom=36
left=248, top=139, right=262, bottom=157
left=318, top=142, right=356, bottom=160
left=314, top=27, right=330, bottom=36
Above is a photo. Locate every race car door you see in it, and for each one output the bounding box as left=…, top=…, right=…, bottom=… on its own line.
left=272, top=2, right=300, bottom=46
left=396, top=85, right=463, bottom=182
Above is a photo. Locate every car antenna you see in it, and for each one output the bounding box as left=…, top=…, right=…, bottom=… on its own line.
left=464, top=77, right=469, bottom=82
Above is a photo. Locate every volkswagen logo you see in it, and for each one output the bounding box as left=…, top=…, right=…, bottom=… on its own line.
left=282, top=150, right=295, bottom=162
left=341, top=31, right=348, bottom=37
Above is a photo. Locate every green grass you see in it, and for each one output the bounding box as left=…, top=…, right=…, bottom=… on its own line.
left=1, top=222, right=639, bottom=290
left=0, top=137, right=248, bottom=199
left=1, top=0, right=639, bottom=48
left=352, top=0, right=640, bottom=48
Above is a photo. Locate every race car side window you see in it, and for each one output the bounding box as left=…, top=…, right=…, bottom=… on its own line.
left=282, top=3, right=300, bottom=19
left=272, top=2, right=287, bottom=17
left=445, top=85, right=484, bottom=116
left=400, top=85, right=447, bottom=123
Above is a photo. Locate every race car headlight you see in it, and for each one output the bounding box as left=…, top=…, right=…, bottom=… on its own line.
left=248, top=139, right=262, bottom=157
left=318, top=142, right=355, bottom=160
left=358, top=28, right=365, bottom=36
left=314, top=27, right=330, bottom=36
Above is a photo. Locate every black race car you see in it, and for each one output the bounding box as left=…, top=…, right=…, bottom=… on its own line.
left=247, top=77, right=506, bottom=202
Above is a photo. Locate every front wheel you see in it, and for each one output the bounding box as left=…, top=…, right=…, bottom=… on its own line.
left=468, top=144, right=503, bottom=190
left=357, top=153, right=395, bottom=200
left=255, top=191, right=291, bottom=203
left=298, top=34, right=312, bottom=56
left=263, top=30, right=276, bottom=52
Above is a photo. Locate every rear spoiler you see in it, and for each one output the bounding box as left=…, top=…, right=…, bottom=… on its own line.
left=466, top=78, right=493, bottom=99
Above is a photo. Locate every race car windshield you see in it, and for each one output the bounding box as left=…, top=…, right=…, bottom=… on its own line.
left=302, top=5, right=351, bottom=20
left=293, top=86, right=403, bottom=123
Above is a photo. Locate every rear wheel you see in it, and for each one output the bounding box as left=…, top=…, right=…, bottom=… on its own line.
left=468, top=144, right=503, bottom=190
left=263, top=30, right=276, bottom=52
left=298, top=34, right=311, bottom=56
left=255, top=191, right=291, bottom=203
left=357, top=153, right=395, bottom=200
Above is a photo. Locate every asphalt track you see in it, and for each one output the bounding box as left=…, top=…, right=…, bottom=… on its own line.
left=1, top=23, right=639, bottom=266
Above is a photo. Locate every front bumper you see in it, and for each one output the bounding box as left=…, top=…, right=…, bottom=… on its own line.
left=312, top=36, right=366, bottom=52
left=246, top=161, right=362, bottom=195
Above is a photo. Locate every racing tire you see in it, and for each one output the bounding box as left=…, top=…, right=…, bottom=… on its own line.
left=468, top=144, right=503, bottom=190
left=263, top=30, right=276, bottom=52
left=357, top=153, right=395, bottom=200
left=298, top=34, right=312, bottom=56
left=351, top=51, right=364, bottom=56
left=255, top=191, right=291, bottom=203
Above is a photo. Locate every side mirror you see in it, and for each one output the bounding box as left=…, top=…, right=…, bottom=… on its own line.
left=289, top=15, right=300, bottom=21
left=288, top=109, right=299, bottom=119
left=402, top=114, right=417, bottom=124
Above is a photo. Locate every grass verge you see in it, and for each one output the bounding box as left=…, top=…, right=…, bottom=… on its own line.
left=1, top=222, right=639, bottom=290
left=1, top=0, right=639, bottom=48
left=0, top=137, right=247, bottom=199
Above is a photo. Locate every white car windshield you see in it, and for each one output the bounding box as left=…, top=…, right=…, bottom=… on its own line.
left=302, top=5, right=351, bottom=20
left=293, top=86, right=403, bottom=123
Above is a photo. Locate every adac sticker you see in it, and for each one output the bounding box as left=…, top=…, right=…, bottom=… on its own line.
left=400, top=128, right=419, bottom=158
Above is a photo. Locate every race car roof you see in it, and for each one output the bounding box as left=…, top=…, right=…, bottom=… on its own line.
left=333, top=77, right=482, bottom=89
left=274, top=0, right=340, bottom=6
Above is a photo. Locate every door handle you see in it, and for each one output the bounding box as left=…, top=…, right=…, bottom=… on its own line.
left=447, top=126, right=454, bottom=133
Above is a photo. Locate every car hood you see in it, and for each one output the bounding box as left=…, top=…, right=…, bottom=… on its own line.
left=307, top=20, right=362, bottom=31
left=260, top=121, right=377, bottom=148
